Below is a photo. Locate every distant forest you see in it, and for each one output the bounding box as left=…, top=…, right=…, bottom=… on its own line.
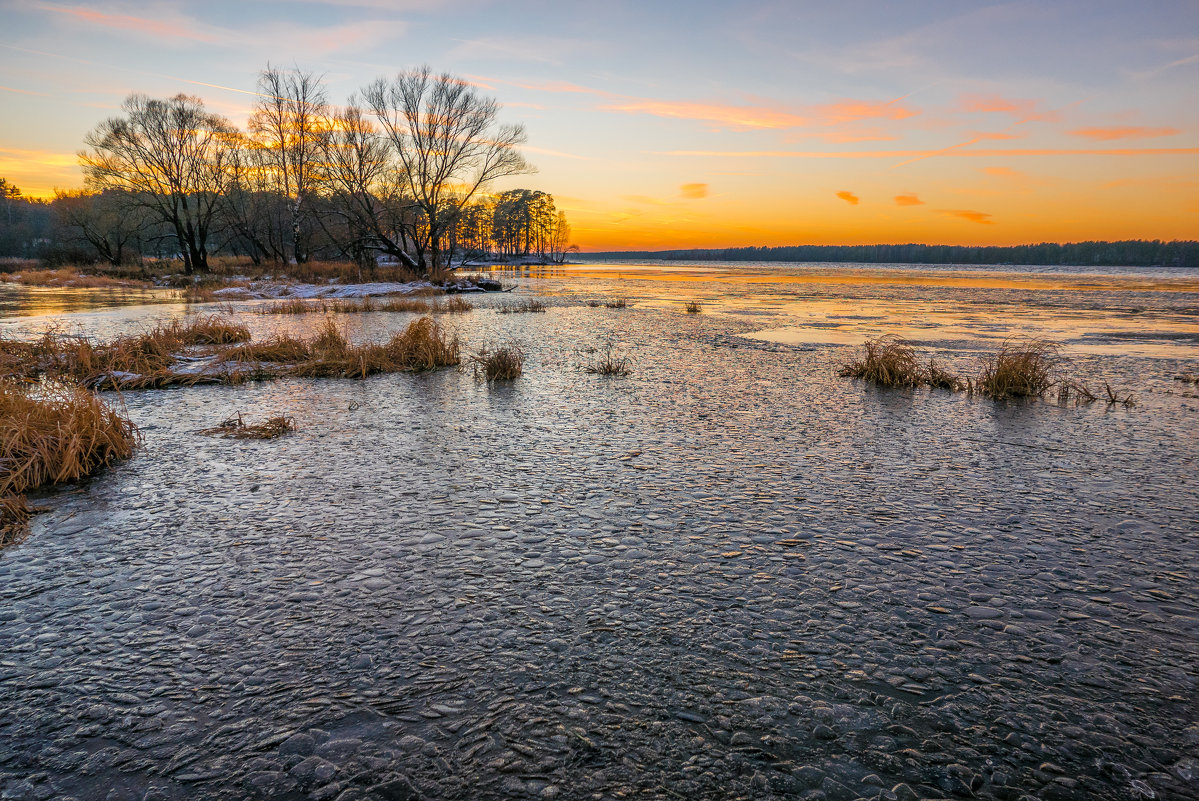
left=584, top=240, right=1199, bottom=268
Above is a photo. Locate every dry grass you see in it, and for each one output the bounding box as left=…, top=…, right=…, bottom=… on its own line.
left=584, top=299, right=604, bottom=308
left=200, top=412, right=295, bottom=440
left=383, top=316, right=461, bottom=372
left=1055, top=380, right=1098, bottom=405
left=226, top=333, right=311, bottom=364
left=684, top=301, right=702, bottom=314
left=0, top=267, right=152, bottom=289
left=0, top=380, right=139, bottom=546
left=604, top=298, right=629, bottom=309
left=470, top=343, right=524, bottom=381
left=839, top=336, right=925, bottom=388
left=923, top=359, right=963, bottom=391
left=1173, top=373, right=1199, bottom=385
left=0, top=316, right=249, bottom=388
left=497, top=299, right=547, bottom=314
left=257, top=295, right=471, bottom=315
left=583, top=345, right=632, bottom=377
left=977, top=339, right=1059, bottom=399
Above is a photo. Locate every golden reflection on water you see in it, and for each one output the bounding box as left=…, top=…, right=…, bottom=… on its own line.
left=0, top=285, right=184, bottom=318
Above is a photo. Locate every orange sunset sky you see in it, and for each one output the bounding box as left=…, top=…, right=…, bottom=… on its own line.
left=1, top=0, right=1197, bottom=250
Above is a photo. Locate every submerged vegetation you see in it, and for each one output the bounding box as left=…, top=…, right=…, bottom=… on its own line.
left=0, top=381, right=139, bottom=546
left=470, top=343, right=525, bottom=381
left=497, top=299, right=547, bottom=314
left=684, top=301, right=702, bottom=314
left=200, top=412, right=296, bottom=440
left=583, top=345, right=633, bottom=377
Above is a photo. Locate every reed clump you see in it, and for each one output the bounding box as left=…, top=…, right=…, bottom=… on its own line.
left=0, top=381, right=140, bottom=546
left=497, top=299, right=547, bottom=314
left=226, top=334, right=311, bottom=364
left=838, top=336, right=924, bottom=388
left=383, top=316, right=461, bottom=372
left=583, top=346, right=632, bottom=377
left=470, top=343, right=524, bottom=381
left=200, top=412, right=295, bottom=440
left=604, top=298, right=629, bottom=309
left=684, top=301, right=702, bottom=314
left=977, top=339, right=1059, bottom=399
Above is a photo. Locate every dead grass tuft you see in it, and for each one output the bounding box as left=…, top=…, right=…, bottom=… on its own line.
left=0, top=381, right=139, bottom=545
left=684, top=301, right=702, bottom=314
left=839, top=336, right=924, bottom=388
left=226, top=334, right=311, bottom=364
left=200, top=412, right=295, bottom=440
left=977, top=339, right=1059, bottom=399
left=923, top=359, right=962, bottom=391
left=604, top=298, right=629, bottom=309
left=384, top=316, right=461, bottom=372
left=470, top=343, right=524, bottom=381
left=583, top=345, right=632, bottom=377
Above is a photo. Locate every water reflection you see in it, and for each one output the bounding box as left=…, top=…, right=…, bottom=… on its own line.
left=0, top=284, right=183, bottom=319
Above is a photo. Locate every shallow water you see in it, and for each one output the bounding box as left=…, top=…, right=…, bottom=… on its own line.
left=1, top=264, right=1197, bottom=801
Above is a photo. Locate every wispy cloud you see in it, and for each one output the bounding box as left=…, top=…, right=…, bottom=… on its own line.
left=894, top=193, right=924, bottom=206
left=655, top=147, right=1199, bottom=160
left=836, top=191, right=859, bottom=205
left=1068, top=126, right=1181, bottom=141
left=40, top=3, right=220, bottom=42
left=957, top=93, right=1058, bottom=123
left=940, top=209, right=994, bottom=224
left=0, top=85, right=51, bottom=96
left=602, top=100, right=810, bottom=130
left=39, top=3, right=406, bottom=55
left=680, top=183, right=709, bottom=199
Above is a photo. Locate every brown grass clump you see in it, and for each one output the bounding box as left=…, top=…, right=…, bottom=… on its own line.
left=839, top=336, right=924, bottom=388
left=604, top=298, right=629, bottom=309
left=977, top=339, right=1059, bottom=399
left=259, top=298, right=326, bottom=315
left=923, top=359, right=962, bottom=391
left=175, top=315, right=251, bottom=345
left=376, top=297, right=431, bottom=313
left=684, top=301, right=702, bottom=314
left=226, top=334, right=311, bottom=364
left=437, top=296, right=474, bottom=314
left=200, top=412, right=295, bottom=440
left=584, top=299, right=603, bottom=308
left=583, top=345, right=632, bottom=377
left=383, top=316, right=461, bottom=372
left=470, top=343, right=524, bottom=381
left=1, top=268, right=151, bottom=289
left=1172, top=373, right=1199, bottom=385
left=497, top=299, right=547, bottom=314
left=0, top=381, right=139, bottom=545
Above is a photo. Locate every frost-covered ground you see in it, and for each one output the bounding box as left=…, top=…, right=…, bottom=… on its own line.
left=1, top=265, right=1197, bottom=801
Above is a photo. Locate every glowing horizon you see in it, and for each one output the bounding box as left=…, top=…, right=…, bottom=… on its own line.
left=1, top=1, right=1196, bottom=250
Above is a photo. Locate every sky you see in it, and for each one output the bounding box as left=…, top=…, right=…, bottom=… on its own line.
left=0, top=0, right=1197, bottom=251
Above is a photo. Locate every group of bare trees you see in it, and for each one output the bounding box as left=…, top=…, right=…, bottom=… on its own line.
left=59, top=64, right=574, bottom=275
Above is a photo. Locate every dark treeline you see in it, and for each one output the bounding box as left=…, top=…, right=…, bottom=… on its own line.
left=585, top=241, right=1199, bottom=268
left=0, top=65, right=576, bottom=276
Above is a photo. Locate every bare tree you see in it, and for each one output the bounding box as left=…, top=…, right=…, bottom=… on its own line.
left=362, top=66, right=532, bottom=273
left=249, top=66, right=328, bottom=264
left=53, top=189, right=149, bottom=265
left=317, top=103, right=421, bottom=272
left=80, top=94, right=236, bottom=273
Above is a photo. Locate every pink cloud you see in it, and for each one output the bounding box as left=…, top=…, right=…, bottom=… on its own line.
left=1068, top=126, right=1181, bottom=141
